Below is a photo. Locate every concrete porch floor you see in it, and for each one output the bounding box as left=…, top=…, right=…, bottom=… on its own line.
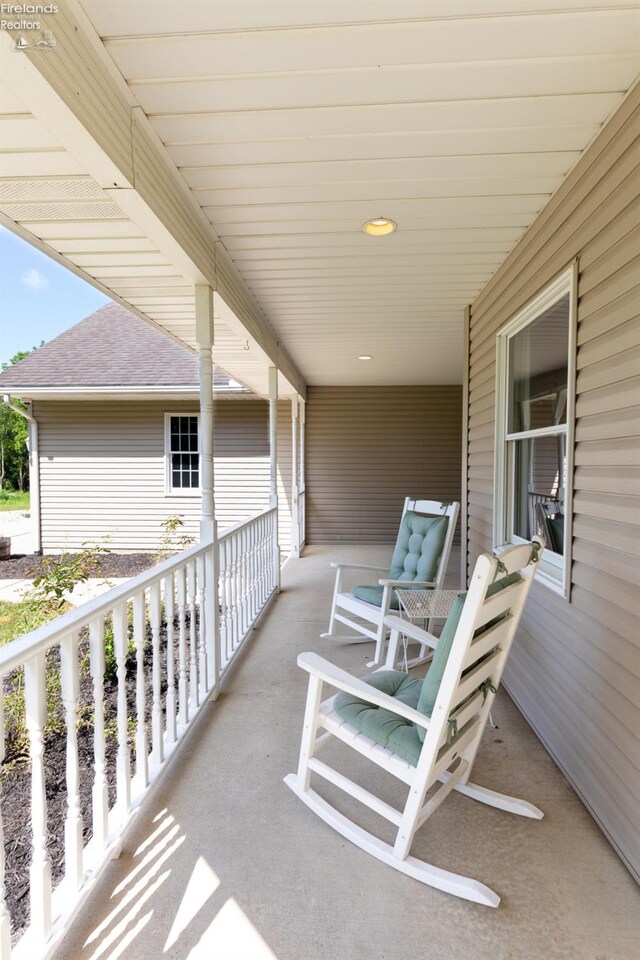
left=55, top=545, right=640, bottom=960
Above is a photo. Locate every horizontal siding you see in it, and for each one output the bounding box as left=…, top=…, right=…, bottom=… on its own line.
left=34, top=400, right=273, bottom=551
left=466, top=85, right=640, bottom=879
left=306, top=385, right=462, bottom=543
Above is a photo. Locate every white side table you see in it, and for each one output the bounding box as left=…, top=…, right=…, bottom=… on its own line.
left=394, top=588, right=461, bottom=623
left=388, top=588, right=462, bottom=671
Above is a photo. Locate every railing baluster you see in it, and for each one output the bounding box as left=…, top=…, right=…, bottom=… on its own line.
left=164, top=574, right=177, bottom=745
left=187, top=561, right=199, bottom=709
left=0, top=687, right=11, bottom=959
left=217, top=541, right=227, bottom=671
left=24, top=652, right=52, bottom=942
left=177, top=566, right=189, bottom=726
left=196, top=555, right=207, bottom=699
left=150, top=581, right=164, bottom=766
left=249, top=521, right=257, bottom=621
left=241, top=527, right=248, bottom=636
left=60, top=631, right=83, bottom=894
left=113, top=603, right=131, bottom=817
left=226, top=537, right=233, bottom=657
left=229, top=536, right=237, bottom=652
left=132, top=592, right=148, bottom=789
left=89, top=617, right=108, bottom=850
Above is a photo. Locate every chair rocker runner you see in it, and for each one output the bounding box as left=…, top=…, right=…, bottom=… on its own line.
left=320, top=498, right=459, bottom=668
left=285, top=538, right=544, bottom=907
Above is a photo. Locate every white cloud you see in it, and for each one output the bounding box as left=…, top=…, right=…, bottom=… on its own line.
left=21, top=267, right=49, bottom=291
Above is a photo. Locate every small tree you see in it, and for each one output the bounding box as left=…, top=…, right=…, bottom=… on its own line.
left=0, top=346, right=42, bottom=492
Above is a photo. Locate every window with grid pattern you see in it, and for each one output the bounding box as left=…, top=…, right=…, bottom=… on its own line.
left=494, top=266, right=576, bottom=597
left=168, top=415, right=199, bottom=491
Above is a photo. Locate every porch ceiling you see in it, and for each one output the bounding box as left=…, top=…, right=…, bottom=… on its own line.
left=1, top=2, right=639, bottom=388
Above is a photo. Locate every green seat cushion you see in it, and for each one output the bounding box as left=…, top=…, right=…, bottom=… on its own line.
left=415, top=571, right=522, bottom=741
left=548, top=517, right=565, bottom=554
left=334, top=670, right=424, bottom=767
left=351, top=584, right=401, bottom=610
left=350, top=510, right=450, bottom=608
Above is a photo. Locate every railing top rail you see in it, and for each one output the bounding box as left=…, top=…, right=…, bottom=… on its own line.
left=0, top=539, right=210, bottom=674
left=218, top=505, right=277, bottom=543
left=0, top=505, right=280, bottom=675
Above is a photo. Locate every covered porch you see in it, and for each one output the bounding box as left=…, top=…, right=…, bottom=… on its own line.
left=0, top=3, right=638, bottom=957
left=52, top=545, right=640, bottom=960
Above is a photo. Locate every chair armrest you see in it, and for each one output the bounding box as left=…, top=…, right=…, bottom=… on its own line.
left=329, top=561, right=389, bottom=572
left=378, top=579, right=437, bottom=588
left=297, top=652, right=430, bottom=730
left=383, top=615, right=440, bottom=650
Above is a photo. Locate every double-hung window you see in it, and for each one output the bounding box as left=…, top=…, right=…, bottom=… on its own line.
left=494, top=265, right=577, bottom=596
left=165, top=414, right=200, bottom=493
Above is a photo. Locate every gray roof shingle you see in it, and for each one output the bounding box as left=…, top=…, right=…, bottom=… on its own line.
left=0, top=303, right=240, bottom=391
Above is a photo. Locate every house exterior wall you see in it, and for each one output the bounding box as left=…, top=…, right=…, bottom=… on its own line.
left=305, top=385, right=462, bottom=543
left=466, top=87, right=640, bottom=879
left=34, top=398, right=273, bottom=552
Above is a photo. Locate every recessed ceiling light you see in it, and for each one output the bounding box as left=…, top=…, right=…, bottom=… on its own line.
left=357, top=355, right=373, bottom=360
left=362, top=217, right=397, bottom=237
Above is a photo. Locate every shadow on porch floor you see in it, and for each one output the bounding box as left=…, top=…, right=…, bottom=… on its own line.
left=55, top=545, right=640, bottom=960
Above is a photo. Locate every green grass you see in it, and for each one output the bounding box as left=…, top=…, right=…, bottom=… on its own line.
left=0, top=600, right=34, bottom=646
left=0, top=490, right=30, bottom=512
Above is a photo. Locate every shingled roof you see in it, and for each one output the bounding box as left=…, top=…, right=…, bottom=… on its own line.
left=0, top=302, right=241, bottom=391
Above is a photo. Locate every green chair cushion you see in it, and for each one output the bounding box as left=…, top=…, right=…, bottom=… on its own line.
left=334, top=670, right=424, bottom=767
left=548, top=517, right=565, bottom=554
left=415, top=571, right=522, bottom=741
left=389, top=511, right=450, bottom=584
left=350, top=510, right=450, bottom=608
left=351, top=584, right=401, bottom=610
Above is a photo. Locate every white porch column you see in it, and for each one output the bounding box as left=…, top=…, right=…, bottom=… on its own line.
left=195, top=284, right=220, bottom=689
left=299, top=398, right=306, bottom=548
left=299, top=399, right=305, bottom=489
left=269, top=367, right=281, bottom=591
left=291, top=395, right=301, bottom=558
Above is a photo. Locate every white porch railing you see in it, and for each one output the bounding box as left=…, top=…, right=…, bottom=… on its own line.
left=0, top=506, right=278, bottom=960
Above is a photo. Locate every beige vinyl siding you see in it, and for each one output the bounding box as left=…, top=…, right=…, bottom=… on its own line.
left=305, top=385, right=462, bottom=543
left=34, top=399, right=272, bottom=552
left=466, top=85, right=640, bottom=879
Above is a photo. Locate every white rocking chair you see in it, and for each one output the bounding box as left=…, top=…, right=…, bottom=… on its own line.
left=285, top=538, right=544, bottom=907
left=320, top=498, right=459, bottom=667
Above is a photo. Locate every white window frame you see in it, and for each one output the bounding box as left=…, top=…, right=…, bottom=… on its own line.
left=164, top=412, right=201, bottom=496
left=493, top=263, right=577, bottom=598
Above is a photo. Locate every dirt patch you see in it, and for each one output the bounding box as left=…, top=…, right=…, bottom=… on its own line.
left=0, top=553, right=156, bottom=580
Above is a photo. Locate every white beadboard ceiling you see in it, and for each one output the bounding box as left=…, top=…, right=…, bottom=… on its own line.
left=2, top=1, right=639, bottom=388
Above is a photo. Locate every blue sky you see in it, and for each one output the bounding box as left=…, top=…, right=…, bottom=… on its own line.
left=0, top=226, right=110, bottom=367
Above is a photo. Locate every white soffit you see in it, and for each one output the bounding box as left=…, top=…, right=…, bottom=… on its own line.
left=78, top=0, right=640, bottom=386
left=2, top=1, right=639, bottom=388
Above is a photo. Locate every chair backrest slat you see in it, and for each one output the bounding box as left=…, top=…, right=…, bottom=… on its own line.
left=462, top=617, right=513, bottom=671
left=478, top=579, right=526, bottom=627
left=455, top=647, right=503, bottom=706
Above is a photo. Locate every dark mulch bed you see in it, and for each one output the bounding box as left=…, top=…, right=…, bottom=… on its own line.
left=0, top=553, right=156, bottom=580
left=2, top=611, right=189, bottom=944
